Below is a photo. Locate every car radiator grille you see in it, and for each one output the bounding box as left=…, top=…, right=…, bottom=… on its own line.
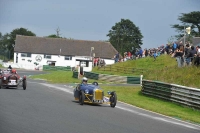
left=94, top=89, right=103, bottom=100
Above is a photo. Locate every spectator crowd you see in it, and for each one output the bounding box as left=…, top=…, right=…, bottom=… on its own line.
left=113, top=41, right=200, bottom=67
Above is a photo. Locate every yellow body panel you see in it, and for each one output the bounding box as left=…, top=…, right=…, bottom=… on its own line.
left=95, top=89, right=103, bottom=100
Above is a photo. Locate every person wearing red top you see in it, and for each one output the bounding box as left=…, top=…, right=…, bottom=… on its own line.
left=94, top=58, right=98, bottom=67
left=128, top=52, right=131, bottom=59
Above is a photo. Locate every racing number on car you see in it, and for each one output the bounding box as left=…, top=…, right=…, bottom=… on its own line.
left=35, top=55, right=42, bottom=62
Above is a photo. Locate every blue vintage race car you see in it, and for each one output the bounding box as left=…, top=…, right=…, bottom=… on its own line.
left=73, top=82, right=117, bottom=108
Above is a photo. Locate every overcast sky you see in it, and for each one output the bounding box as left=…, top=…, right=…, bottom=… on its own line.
left=0, top=0, right=199, bottom=49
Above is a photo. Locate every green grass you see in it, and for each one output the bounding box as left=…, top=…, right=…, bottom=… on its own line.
left=30, top=71, right=112, bottom=84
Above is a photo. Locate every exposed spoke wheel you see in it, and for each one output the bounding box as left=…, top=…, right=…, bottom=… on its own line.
left=23, top=80, right=27, bottom=90
left=79, top=91, right=85, bottom=105
left=110, top=92, right=117, bottom=108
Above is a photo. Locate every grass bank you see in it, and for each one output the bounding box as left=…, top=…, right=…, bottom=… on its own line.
left=93, top=55, right=200, bottom=88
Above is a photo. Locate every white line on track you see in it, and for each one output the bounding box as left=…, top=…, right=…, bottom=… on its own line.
left=33, top=82, right=200, bottom=130
left=40, top=83, right=73, bottom=94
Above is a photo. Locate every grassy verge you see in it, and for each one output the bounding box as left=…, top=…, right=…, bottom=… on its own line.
left=30, top=71, right=113, bottom=84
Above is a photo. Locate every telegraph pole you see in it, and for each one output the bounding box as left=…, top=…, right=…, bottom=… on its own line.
left=56, top=27, right=61, bottom=37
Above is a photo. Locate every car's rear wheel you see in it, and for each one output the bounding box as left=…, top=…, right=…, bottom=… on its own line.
left=79, top=91, right=85, bottom=105
left=110, top=92, right=117, bottom=108
left=23, top=80, right=27, bottom=90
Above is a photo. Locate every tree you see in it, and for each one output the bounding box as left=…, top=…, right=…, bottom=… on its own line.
left=46, top=34, right=62, bottom=38
left=0, top=32, right=3, bottom=49
left=171, top=11, right=200, bottom=40
left=3, top=28, right=36, bottom=59
left=107, top=19, right=143, bottom=56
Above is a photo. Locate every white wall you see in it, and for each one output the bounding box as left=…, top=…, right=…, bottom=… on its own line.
left=82, top=62, right=93, bottom=72
left=104, top=59, right=115, bottom=65
left=13, top=52, right=105, bottom=71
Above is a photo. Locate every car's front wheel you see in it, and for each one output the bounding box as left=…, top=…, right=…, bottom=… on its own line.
left=110, top=92, right=117, bottom=108
left=79, top=91, right=85, bottom=105
left=23, top=80, right=27, bottom=90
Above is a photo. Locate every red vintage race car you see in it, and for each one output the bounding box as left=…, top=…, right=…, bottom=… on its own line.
left=0, top=69, right=27, bottom=90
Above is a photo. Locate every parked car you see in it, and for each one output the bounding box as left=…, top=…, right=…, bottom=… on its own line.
left=0, top=69, right=27, bottom=90
left=74, top=80, right=117, bottom=108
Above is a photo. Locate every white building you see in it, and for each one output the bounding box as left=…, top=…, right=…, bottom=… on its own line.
left=13, top=35, right=118, bottom=71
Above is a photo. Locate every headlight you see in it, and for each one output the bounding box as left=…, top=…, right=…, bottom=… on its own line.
left=107, top=91, right=111, bottom=95
left=3, top=77, right=6, bottom=80
left=85, top=89, right=89, bottom=94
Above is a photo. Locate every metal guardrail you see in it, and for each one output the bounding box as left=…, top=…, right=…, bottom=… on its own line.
left=142, top=79, right=200, bottom=109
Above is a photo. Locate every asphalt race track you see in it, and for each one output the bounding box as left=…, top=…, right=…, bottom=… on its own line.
left=0, top=70, right=200, bottom=133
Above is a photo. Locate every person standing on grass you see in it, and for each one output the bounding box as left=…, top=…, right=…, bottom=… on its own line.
left=153, top=51, right=157, bottom=61
left=114, top=52, right=119, bottom=63
left=184, top=43, right=191, bottom=66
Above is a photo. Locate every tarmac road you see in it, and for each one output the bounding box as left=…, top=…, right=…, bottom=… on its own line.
left=0, top=70, right=200, bottom=133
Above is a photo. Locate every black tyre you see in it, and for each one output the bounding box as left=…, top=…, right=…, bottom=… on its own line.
left=110, top=92, right=117, bottom=108
left=79, top=91, right=85, bottom=105
left=23, top=80, right=27, bottom=90
left=92, top=82, right=98, bottom=86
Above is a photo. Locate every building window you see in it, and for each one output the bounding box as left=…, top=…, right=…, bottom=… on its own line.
left=21, top=53, right=31, bottom=57
left=65, top=56, right=72, bottom=60
left=44, top=54, right=51, bottom=59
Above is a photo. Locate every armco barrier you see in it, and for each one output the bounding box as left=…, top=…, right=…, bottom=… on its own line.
left=142, top=79, right=200, bottom=109
left=43, top=65, right=71, bottom=71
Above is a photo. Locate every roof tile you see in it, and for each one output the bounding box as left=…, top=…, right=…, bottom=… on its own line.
left=14, top=35, right=118, bottom=59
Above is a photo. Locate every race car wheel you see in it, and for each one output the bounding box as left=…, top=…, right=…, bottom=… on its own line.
left=92, top=82, right=98, bottom=86
left=79, top=91, right=85, bottom=105
left=110, top=92, right=117, bottom=108
left=23, top=80, right=27, bottom=90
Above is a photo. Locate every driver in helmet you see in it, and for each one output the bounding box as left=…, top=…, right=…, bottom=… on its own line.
left=8, top=65, right=12, bottom=72
left=81, top=77, right=88, bottom=85
left=8, top=65, right=12, bottom=69
left=76, top=77, right=88, bottom=90
left=11, top=69, right=17, bottom=74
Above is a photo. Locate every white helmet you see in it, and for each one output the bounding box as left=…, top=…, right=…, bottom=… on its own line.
left=82, top=77, right=88, bottom=82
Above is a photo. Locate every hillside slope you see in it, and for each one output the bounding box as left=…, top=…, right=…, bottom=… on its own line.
left=93, top=55, right=200, bottom=88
